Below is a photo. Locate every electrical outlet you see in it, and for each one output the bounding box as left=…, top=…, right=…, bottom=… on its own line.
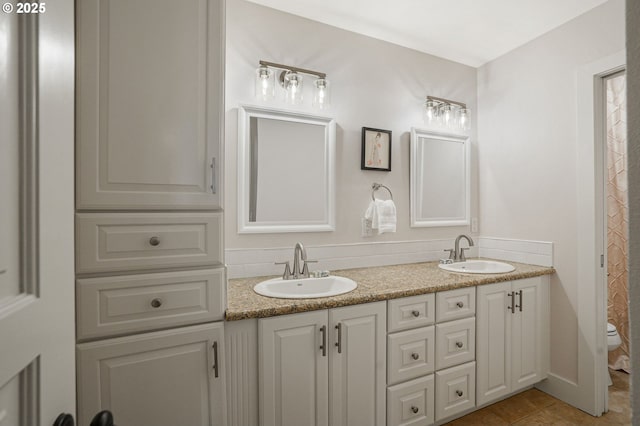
left=361, top=217, right=373, bottom=237
left=471, top=218, right=478, bottom=233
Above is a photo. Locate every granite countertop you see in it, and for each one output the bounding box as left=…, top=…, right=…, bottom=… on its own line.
left=226, top=260, right=555, bottom=321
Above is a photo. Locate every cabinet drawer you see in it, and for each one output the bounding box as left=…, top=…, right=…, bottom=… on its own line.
left=435, top=317, right=475, bottom=370
left=435, top=362, right=476, bottom=422
left=388, top=294, right=435, bottom=333
left=77, top=268, right=225, bottom=340
left=76, top=212, right=223, bottom=273
left=436, top=287, right=475, bottom=322
left=387, top=375, right=434, bottom=426
left=388, top=326, right=435, bottom=385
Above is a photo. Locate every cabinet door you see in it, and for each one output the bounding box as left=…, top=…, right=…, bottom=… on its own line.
left=259, top=311, right=329, bottom=426
left=329, top=302, right=386, bottom=426
left=76, top=0, right=224, bottom=210
left=476, top=281, right=512, bottom=406
left=511, top=277, right=549, bottom=391
left=77, top=322, right=226, bottom=426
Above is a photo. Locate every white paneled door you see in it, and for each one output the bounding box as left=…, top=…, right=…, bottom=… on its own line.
left=0, top=3, right=75, bottom=425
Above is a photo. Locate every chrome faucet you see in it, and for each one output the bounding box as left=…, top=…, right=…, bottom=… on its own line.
left=275, top=242, right=317, bottom=280
left=453, top=234, right=474, bottom=262
left=292, top=242, right=308, bottom=279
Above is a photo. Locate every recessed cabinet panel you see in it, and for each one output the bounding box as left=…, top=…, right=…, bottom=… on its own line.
left=77, top=268, right=225, bottom=340
left=388, top=294, right=435, bottom=333
left=387, top=375, right=435, bottom=426
left=76, top=0, right=223, bottom=210
left=435, top=287, right=475, bottom=322
left=259, top=311, right=329, bottom=426
left=388, top=326, right=435, bottom=385
left=76, top=212, right=223, bottom=274
left=330, top=302, right=386, bottom=426
left=435, top=317, right=475, bottom=370
left=77, top=323, right=226, bottom=426
left=435, top=362, right=475, bottom=422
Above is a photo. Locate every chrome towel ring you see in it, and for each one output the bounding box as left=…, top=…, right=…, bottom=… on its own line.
left=371, top=183, right=393, bottom=201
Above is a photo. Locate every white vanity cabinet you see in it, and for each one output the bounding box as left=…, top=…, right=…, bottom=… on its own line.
left=77, top=323, right=226, bottom=426
left=76, top=0, right=224, bottom=210
left=476, top=276, right=550, bottom=406
left=259, top=302, right=387, bottom=426
left=75, top=0, right=227, bottom=424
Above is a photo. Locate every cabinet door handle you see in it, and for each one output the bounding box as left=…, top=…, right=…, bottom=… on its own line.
left=335, top=323, right=342, bottom=354
left=456, top=301, right=464, bottom=308
left=150, top=298, right=162, bottom=308
left=411, top=352, right=419, bottom=360
left=507, top=292, right=515, bottom=313
left=456, top=341, right=464, bottom=349
left=320, top=325, right=327, bottom=357
left=149, top=236, right=160, bottom=246
left=210, top=157, right=217, bottom=194
left=411, top=406, right=419, bottom=414
left=411, top=310, right=420, bottom=317
left=517, top=290, right=523, bottom=312
left=456, top=390, right=463, bottom=397
left=212, top=341, right=219, bottom=378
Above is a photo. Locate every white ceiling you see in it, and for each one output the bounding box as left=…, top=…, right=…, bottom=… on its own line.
left=245, top=0, right=609, bottom=67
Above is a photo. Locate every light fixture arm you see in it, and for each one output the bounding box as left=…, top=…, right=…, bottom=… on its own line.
left=426, top=95, right=466, bottom=109
left=259, top=60, right=327, bottom=79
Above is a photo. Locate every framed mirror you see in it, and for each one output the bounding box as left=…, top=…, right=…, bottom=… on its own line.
left=237, top=106, right=336, bottom=233
left=410, top=128, right=470, bottom=227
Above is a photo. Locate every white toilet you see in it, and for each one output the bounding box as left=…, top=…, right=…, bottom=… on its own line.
left=607, top=322, right=622, bottom=386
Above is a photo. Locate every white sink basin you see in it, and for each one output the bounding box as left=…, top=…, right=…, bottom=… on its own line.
left=438, top=260, right=515, bottom=274
left=253, top=276, right=358, bottom=299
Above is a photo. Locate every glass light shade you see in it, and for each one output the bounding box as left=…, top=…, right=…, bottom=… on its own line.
left=312, top=78, right=331, bottom=109
left=458, top=107, right=471, bottom=131
left=424, top=100, right=438, bottom=127
left=439, top=103, right=452, bottom=128
left=284, top=71, right=303, bottom=105
left=255, top=65, right=275, bottom=101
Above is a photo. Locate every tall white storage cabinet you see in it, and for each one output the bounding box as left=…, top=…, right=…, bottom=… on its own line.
left=259, top=302, right=387, bottom=426
left=75, top=1, right=226, bottom=425
left=476, top=276, right=550, bottom=406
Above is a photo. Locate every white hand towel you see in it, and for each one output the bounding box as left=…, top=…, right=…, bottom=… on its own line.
left=364, top=199, right=397, bottom=234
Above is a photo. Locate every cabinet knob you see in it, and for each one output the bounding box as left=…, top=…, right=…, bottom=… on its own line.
left=150, top=298, right=162, bottom=308
left=411, top=310, right=420, bottom=317
left=411, top=352, right=419, bottom=360
left=149, top=236, right=160, bottom=246
left=456, top=301, right=464, bottom=308
left=456, top=390, right=463, bottom=397
left=456, top=341, right=464, bottom=348
left=411, top=406, right=419, bottom=414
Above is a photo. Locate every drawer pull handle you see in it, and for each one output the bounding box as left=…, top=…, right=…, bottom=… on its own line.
left=335, top=323, right=343, bottom=354
left=320, top=325, right=327, bottom=357
left=150, top=298, right=162, bottom=308
left=411, top=352, right=419, bottom=360
left=456, top=390, right=463, bottom=397
left=456, top=301, right=464, bottom=308
left=149, top=236, right=160, bottom=246
left=411, top=406, right=419, bottom=414
left=456, top=341, right=464, bottom=349
left=212, top=341, right=219, bottom=378
left=411, top=310, right=420, bottom=317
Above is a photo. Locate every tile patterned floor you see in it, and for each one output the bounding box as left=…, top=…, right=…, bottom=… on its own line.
left=445, top=370, right=630, bottom=425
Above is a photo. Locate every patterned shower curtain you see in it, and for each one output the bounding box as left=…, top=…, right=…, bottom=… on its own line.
left=606, top=73, right=629, bottom=372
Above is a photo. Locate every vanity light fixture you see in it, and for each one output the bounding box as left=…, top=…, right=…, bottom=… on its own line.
left=256, top=60, right=331, bottom=109
left=423, top=96, right=470, bottom=132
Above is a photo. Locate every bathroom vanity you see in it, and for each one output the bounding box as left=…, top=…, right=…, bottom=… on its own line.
left=225, top=261, right=552, bottom=426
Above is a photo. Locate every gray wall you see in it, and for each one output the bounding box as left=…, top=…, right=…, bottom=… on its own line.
left=224, top=0, right=477, bottom=249
left=626, top=0, right=640, bottom=420
left=477, top=0, right=625, bottom=384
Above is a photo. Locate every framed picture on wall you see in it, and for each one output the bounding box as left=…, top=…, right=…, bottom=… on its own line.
left=361, top=127, right=392, bottom=171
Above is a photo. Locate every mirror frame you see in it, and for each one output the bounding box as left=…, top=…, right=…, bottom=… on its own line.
left=410, top=128, right=470, bottom=227
left=237, top=105, right=336, bottom=233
